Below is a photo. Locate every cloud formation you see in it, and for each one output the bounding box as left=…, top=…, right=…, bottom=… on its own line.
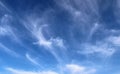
left=32, top=25, right=65, bottom=49
left=6, top=64, right=96, bottom=74
left=26, top=53, right=40, bottom=66
left=64, top=64, right=96, bottom=74
left=6, top=68, right=58, bottom=74
left=21, top=12, right=67, bottom=63
left=0, top=14, right=20, bottom=42
left=1, top=0, right=120, bottom=74
left=107, top=35, right=120, bottom=46
left=0, top=1, right=11, bottom=12
left=0, top=43, right=19, bottom=57
left=80, top=43, right=115, bottom=57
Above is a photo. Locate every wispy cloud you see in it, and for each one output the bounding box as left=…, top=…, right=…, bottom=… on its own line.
left=0, top=26, right=9, bottom=36
left=32, top=25, right=66, bottom=63
left=88, top=23, right=99, bottom=40
left=55, top=0, right=99, bottom=21
left=79, top=43, right=115, bottom=57
left=0, top=14, right=20, bottom=42
left=0, top=43, right=19, bottom=57
left=30, top=24, right=65, bottom=49
left=107, top=35, right=120, bottom=46
left=26, top=53, right=40, bottom=66
left=33, top=25, right=52, bottom=49
left=78, top=34, right=120, bottom=57
left=54, top=0, right=100, bottom=42
left=6, top=67, right=58, bottom=74
left=0, top=1, right=11, bottom=12
left=21, top=13, right=67, bottom=63
left=64, top=64, right=96, bottom=74
left=6, top=64, right=96, bottom=74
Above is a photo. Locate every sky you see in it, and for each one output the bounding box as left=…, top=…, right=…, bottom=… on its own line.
left=0, top=0, right=120, bottom=74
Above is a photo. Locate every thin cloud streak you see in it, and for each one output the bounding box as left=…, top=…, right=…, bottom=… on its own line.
left=6, top=67, right=58, bottom=74
left=0, top=43, right=19, bottom=57
left=78, top=35, right=117, bottom=57
left=26, top=53, right=40, bottom=66
left=22, top=14, right=67, bottom=63
left=6, top=64, right=96, bottom=74
left=0, top=1, right=11, bottom=12
left=107, top=35, right=120, bottom=46
left=64, top=64, right=96, bottom=74
left=88, top=23, right=99, bottom=40
left=0, top=14, right=21, bottom=43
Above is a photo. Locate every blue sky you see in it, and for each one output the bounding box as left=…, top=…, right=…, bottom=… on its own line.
left=0, top=0, right=120, bottom=74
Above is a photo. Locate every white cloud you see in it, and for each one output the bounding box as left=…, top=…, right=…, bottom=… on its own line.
left=107, top=35, right=120, bottom=46
left=64, top=64, right=96, bottom=74
left=0, top=14, right=20, bottom=42
left=6, top=64, right=96, bottom=74
left=23, top=15, right=66, bottom=49
left=55, top=0, right=99, bottom=21
left=0, top=14, right=12, bottom=36
left=50, top=37, right=65, bottom=49
left=0, top=26, right=8, bottom=35
left=79, top=42, right=115, bottom=57
left=0, top=25, right=12, bottom=36
left=22, top=15, right=67, bottom=63
left=33, top=25, right=52, bottom=49
left=0, top=43, right=19, bottom=57
left=33, top=26, right=66, bottom=63
left=26, top=53, right=40, bottom=66
left=88, top=23, right=99, bottom=40
left=65, top=64, right=85, bottom=72
left=0, top=1, right=11, bottom=12
left=32, top=25, right=65, bottom=49
left=6, top=68, right=58, bottom=74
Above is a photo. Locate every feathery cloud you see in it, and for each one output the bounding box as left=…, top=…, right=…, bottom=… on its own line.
left=88, top=23, right=99, bottom=40
left=6, top=68, right=58, bottom=74
left=107, top=35, right=120, bottom=46
left=0, top=14, right=20, bottom=42
left=22, top=13, right=67, bottom=63
left=0, top=1, right=11, bottom=12
left=26, top=53, right=40, bottom=66
left=64, top=64, right=96, bottom=74
left=0, top=43, right=19, bottom=57
left=6, top=64, right=96, bottom=74
left=80, top=43, right=115, bottom=57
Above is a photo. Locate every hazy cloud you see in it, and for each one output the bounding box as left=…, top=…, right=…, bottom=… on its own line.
left=64, top=64, right=96, bottom=74
left=107, top=35, right=120, bottom=46
left=0, top=43, right=19, bottom=57
left=26, top=53, right=40, bottom=66
left=6, top=68, right=58, bottom=74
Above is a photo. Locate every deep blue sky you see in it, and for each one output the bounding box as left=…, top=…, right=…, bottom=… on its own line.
left=0, top=0, right=120, bottom=74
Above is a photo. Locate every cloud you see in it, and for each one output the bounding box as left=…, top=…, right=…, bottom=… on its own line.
left=107, top=35, right=120, bottom=46
left=0, top=43, right=19, bottom=57
left=6, top=68, right=58, bottom=74
left=6, top=64, right=96, bottom=74
left=80, top=43, right=115, bottom=57
left=0, top=26, right=9, bottom=36
left=54, top=0, right=100, bottom=42
left=64, top=64, right=96, bottom=74
left=22, top=14, right=67, bottom=63
left=0, top=1, right=11, bottom=12
left=22, top=14, right=66, bottom=49
left=55, top=0, right=99, bottom=21
left=88, top=23, right=99, bottom=40
left=31, top=24, right=66, bottom=62
left=0, top=14, right=12, bottom=36
left=26, top=53, right=40, bottom=66
left=0, top=14, right=20, bottom=42
left=31, top=24, right=65, bottom=49
left=32, top=25, right=52, bottom=49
